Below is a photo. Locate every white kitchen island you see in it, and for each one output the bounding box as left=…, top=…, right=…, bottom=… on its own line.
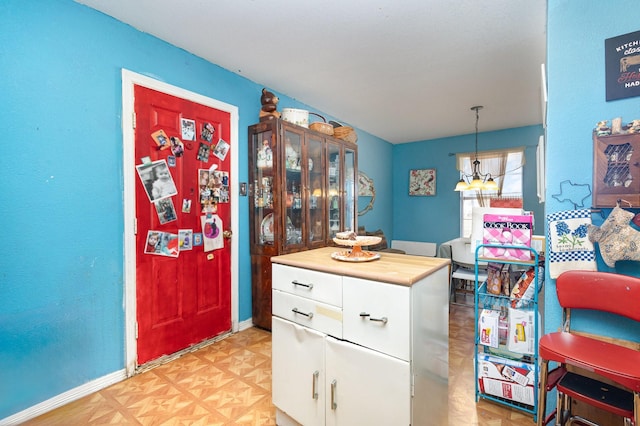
left=270, top=247, right=451, bottom=426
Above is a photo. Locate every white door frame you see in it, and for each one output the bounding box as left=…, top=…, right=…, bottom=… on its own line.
left=121, top=69, right=239, bottom=375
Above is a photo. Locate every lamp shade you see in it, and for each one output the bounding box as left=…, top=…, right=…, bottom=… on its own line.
left=468, top=177, right=484, bottom=190
left=454, top=179, right=469, bottom=191
left=483, top=177, right=499, bottom=191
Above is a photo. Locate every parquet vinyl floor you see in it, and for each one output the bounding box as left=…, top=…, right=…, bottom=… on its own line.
left=24, top=304, right=534, bottom=425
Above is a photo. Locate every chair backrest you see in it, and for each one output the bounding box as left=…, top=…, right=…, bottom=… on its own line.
left=449, top=237, right=489, bottom=268
left=450, top=237, right=476, bottom=267
left=557, top=270, right=640, bottom=322
left=391, top=240, right=436, bottom=257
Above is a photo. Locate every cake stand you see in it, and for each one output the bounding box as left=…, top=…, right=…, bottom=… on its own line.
left=331, top=236, right=382, bottom=262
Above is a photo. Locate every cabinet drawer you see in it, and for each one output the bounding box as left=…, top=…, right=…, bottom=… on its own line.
left=272, top=264, right=342, bottom=307
left=273, top=289, right=342, bottom=338
left=343, top=277, right=410, bottom=361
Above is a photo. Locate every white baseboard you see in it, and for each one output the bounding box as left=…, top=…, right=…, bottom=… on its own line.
left=238, top=317, right=254, bottom=331
left=1, top=321, right=258, bottom=425
left=0, top=369, right=127, bottom=426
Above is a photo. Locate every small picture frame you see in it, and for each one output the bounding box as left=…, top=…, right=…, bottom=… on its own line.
left=409, top=168, right=436, bottom=196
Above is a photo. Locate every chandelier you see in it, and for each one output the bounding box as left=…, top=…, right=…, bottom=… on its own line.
left=454, top=106, right=499, bottom=191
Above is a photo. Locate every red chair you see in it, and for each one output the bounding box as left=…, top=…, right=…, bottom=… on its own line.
left=537, top=271, right=640, bottom=426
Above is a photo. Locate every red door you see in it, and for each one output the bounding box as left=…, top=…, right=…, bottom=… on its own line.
left=134, top=85, right=231, bottom=365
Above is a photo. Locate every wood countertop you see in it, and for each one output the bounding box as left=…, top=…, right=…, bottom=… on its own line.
left=271, top=247, right=451, bottom=286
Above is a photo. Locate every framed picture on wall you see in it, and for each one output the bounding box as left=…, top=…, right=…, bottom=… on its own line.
left=605, top=30, right=640, bottom=101
left=409, top=168, right=436, bottom=196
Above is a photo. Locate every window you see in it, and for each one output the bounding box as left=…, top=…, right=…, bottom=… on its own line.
left=457, top=148, right=524, bottom=237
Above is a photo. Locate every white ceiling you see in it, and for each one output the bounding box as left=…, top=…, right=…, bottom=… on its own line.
left=75, top=0, right=547, bottom=144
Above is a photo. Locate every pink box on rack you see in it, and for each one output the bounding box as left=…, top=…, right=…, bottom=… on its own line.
left=482, top=214, right=533, bottom=260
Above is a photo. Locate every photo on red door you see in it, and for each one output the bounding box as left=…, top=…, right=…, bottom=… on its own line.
left=178, top=229, right=193, bottom=251
left=213, top=138, right=230, bottom=160
left=154, top=198, right=177, bottom=224
left=144, top=230, right=179, bottom=257
left=135, top=159, right=178, bottom=202
left=201, top=122, right=215, bottom=142
left=181, top=118, right=196, bottom=141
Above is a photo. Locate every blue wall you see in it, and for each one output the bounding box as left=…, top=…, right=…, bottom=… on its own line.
left=545, top=0, right=640, bottom=339
left=542, top=0, right=640, bottom=417
left=354, top=131, right=394, bottom=234
left=392, top=125, right=544, bottom=244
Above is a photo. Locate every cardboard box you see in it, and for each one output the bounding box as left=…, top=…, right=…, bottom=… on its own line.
left=477, top=353, right=535, bottom=406
left=478, top=309, right=500, bottom=348
left=507, top=308, right=536, bottom=355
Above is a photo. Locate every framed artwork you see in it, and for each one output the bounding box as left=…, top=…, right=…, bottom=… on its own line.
left=409, top=168, right=436, bottom=196
left=605, top=30, right=640, bottom=101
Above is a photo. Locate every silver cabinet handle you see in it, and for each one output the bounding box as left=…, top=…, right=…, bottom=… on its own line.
left=359, top=312, right=388, bottom=324
left=291, top=280, right=313, bottom=290
left=292, top=307, right=314, bottom=319
left=312, top=370, right=319, bottom=400
left=330, top=379, right=337, bottom=409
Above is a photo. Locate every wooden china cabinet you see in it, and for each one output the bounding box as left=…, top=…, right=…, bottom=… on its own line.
left=592, top=131, right=640, bottom=207
left=248, top=118, right=358, bottom=330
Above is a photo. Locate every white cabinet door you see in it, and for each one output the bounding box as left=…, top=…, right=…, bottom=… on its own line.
left=272, top=317, right=326, bottom=426
left=325, top=336, right=411, bottom=426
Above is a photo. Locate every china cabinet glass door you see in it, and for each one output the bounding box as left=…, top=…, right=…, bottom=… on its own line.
left=249, top=118, right=358, bottom=330
left=251, top=127, right=275, bottom=248
left=284, top=127, right=304, bottom=249
left=327, top=142, right=341, bottom=238
left=307, top=134, right=324, bottom=245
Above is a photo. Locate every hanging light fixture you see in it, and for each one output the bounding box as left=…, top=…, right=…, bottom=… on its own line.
left=454, top=106, right=499, bottom=192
